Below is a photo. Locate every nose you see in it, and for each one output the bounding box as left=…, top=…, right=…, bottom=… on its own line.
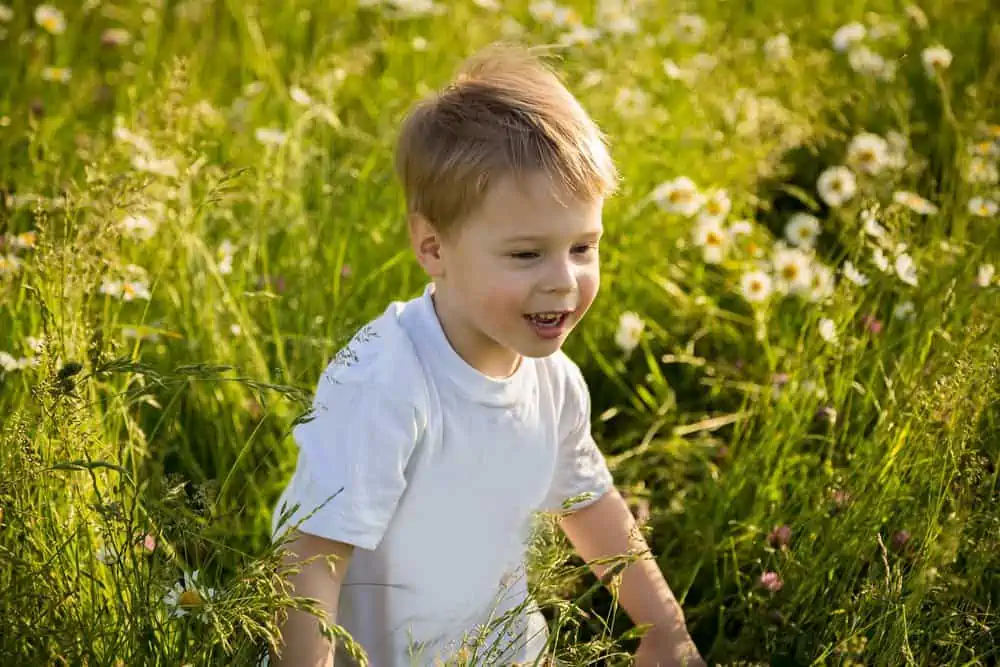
left=542, top=256, right=576, bottom=294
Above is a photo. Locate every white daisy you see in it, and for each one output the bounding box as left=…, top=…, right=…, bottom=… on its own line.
left=0, top=351, right=19, bottom=372
left=41, top=67, right=72, bottom=84
left=964, top=158, right=999, bottom=185
left=34, top=4, right=66, bottom=35
left=861, top=209, right=888, bottom=239
left=120, top=280, right=152, bottom=301
left=772, top=246, right=813, bottom=295
left=698, top=189, right=731, bottom=223
left=613, top=87, right=649, bottom=118
left=0, top=5, right=13, bottom=23
left=817, top=166, right=857, bottom=207
left=728, top=219, right=754, bottom=236
left=818, top=318, right=837, bottom=343
left=614, top=312, right=644, bottom=353
left=832, top=22, right=866, bottom=52
left=848, top=46, right=895, bottom=81
left=784, top=213, right=821, bottom=249
left=739, top=270, right=773, bottom=303
left=968, top=197, right=998, bottom=217
left=132, top=154, right=179, bottom=178
left=977, top=264, right=995, bottom=287
left=872, top=247, right=891, bottom=273
left=892, top=300, right=916, bottom=320
left=559, top=24, right=601, bottom=46
left=763, top=33, right=792, bottom=62
left=119, top=214, right=157, bottom=241
left=847, top=132, right=890, bottom=175
left=674, top=13, right=707, bottom=44
left=893, top=190, right=938, bottom=215
left=692, top=218, right=728, bottom=264
left=921, top=45, right=952, bottom=76
left=651, top=177, right=704, bottom=217
left=894, top=253, right=919, bottom=286
left=807, top=262, right=836, bottom=302
left=842, top=260, right=870, bottom=286
left=163, top=570, right=217, bottom=618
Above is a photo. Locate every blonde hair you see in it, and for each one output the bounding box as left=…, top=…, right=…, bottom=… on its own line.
left=394, top=43, right=618, bottom=236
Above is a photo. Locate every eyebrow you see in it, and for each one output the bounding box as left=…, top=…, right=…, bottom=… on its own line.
left=504, top=229, right=604, bottom=243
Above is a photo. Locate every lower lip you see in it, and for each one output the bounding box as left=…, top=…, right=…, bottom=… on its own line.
left=525, top=313, right=571, bottom=340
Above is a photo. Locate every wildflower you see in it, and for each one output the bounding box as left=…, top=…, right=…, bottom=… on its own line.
left=163, top=570, right=217, bottom=618
left=559, top=24, right=600, bottom=46
left=729, top=219, right=753, bottom=236
left=763, top=33, right=792, bottom=62
left=472, top=0, right=499, bottom=9
left=860, top=209, right=887, bottom=239
left=893, top=190, right=938, bottom=215
left=892, top=300, right=915, bottom=320
left=847, top=132, right=890, bottom=175
left=119, top=214, right=157, bottom=241
left=767, top=524, right=791, bottom=549
left=613, top=87, right=649, bottom=118
left=40, top=67, right=72, bottom=84
left=772, top=246, right=813, bottom=295
left=739, top=270, right=773, bottom=303
left=807, top=263, right=835, bottom=302
left=832, top=22, right=865, bottom=52
left=340, top=264, right=353, bottom=278
left=0, top=5, right=13, bottom=22
left=113, top=123, right=155, bottom=155
left=662, top=58, right=694, bottom=83
left=848, top=46, right=896, bottom=81
left=784, top=213, right=821, bottom=249
left=830, top=488, right=852, bottom=508
left=963, top=157, right=999, bottom=185
left=614, top=312, right=644, bottom=353
left=0, top=253, right=22, bottom=276
left=0, top=351, right=19, bottom=372
left=894, top=253, right=918, bottom=287
left=921, top=45, right=952, bottom=76
left=599, top=9, right=638, bottom=36
left=818, top=318, right=837, bottom=343
left=34, top=5, right=66, bottom=35
left=132, top=154, right=179, bottom=178
left=101, top=28, right=131, bottom=46
left=25, top=336, right=44, bottom=353
left=872, top=247, right=891, bottom=273
left=289, top=85, right=312, bottom=106
left=968, top=196, right=998, bottom=217
left=651, top=177, right=704, bottom=217
left=674, top=13, right=707, bottom=43
left=529, top=0, right=579, bottom=27
left=758, top=571, right=784, bottom=592
left=817, top=166, right=857, bottom=207
left=10, top=231, right=37, bottom=250
left=890, top=530, right=911, bottom=553
left=140, top=533, right=157, bottom=553
left=977, top=264, right=995, bottom=287
left=862, top=313, right=883, bottom=334
left=255, top=127, right=287, bottom=146
left=815, top=404, right=838, bottom=425
left=698, top=189, right=731, bottom=224
left=692, top=218, right=728, bottom=264
left=842, top=261, right=869, bottom=286
left=905, top=4, right=928, bottom=29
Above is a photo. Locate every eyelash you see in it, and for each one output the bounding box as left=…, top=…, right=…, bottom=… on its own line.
left=510, top=245, right=598, bottom=260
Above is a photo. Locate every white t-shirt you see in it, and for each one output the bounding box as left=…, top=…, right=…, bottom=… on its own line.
left=271, top=282, right=614, bottom=666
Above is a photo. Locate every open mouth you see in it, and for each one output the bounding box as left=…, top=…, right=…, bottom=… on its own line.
left=524, top=311, right=571, bottom=328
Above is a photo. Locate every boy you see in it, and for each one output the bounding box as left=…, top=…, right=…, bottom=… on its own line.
left=271, top=44, right=704, bottom=667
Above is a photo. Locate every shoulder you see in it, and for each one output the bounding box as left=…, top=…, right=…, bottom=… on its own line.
left=317, top=300, right=429, bottom=410
left=538, top=349, right=590, bottom=414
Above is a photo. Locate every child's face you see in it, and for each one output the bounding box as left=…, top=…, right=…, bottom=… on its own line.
left=425, top=171, right=603, bottom=377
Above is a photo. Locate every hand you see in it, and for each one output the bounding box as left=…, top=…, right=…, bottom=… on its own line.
left=633, top=628, right=706, bottom=667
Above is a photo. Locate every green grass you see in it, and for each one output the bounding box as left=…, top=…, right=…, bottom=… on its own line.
left=2, top=0, right=999, bottom=664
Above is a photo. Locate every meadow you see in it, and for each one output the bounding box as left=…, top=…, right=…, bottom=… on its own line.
left=1, top=0, right=999, bottom=664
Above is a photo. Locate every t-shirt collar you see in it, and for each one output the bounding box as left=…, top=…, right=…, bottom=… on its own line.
left=411, top=282, right=532, bottom=406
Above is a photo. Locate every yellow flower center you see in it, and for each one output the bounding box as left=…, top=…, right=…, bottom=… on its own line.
left=669, top=190, right=690, bottom=203
left=178, top=589, right=203, bottom=607
left=706, top=231, right=722, bottom=246
left=750, top=279, right=763, bottom=292
left=782, top=264, right=799, bottom=280
left=858, top=149, right=875, bottom=164
left=42, top=17, right=59, bottom=31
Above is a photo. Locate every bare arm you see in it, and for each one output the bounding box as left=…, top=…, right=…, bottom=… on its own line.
left=558, top=488, right=704, bottom=666
left=272, top=530, right=355, bottom=667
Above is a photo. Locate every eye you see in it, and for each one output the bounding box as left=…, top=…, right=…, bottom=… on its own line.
left=510, top=251, right=540, bottom=260
left=572, top=244, right=598, bottom=255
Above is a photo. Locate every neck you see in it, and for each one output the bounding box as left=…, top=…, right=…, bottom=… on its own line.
left=430, top=286, right=521, bottom=379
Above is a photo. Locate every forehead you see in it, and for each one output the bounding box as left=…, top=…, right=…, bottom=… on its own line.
left=469, top=171, right=604, bottom=239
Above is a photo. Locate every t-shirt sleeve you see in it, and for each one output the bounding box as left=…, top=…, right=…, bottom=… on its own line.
left=272, top=375, right=422, bottom=550
left=540, top=358, right=615, bottom=513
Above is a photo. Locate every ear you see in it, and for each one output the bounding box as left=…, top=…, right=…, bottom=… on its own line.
left=408, top=213, right=446, bottom=278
